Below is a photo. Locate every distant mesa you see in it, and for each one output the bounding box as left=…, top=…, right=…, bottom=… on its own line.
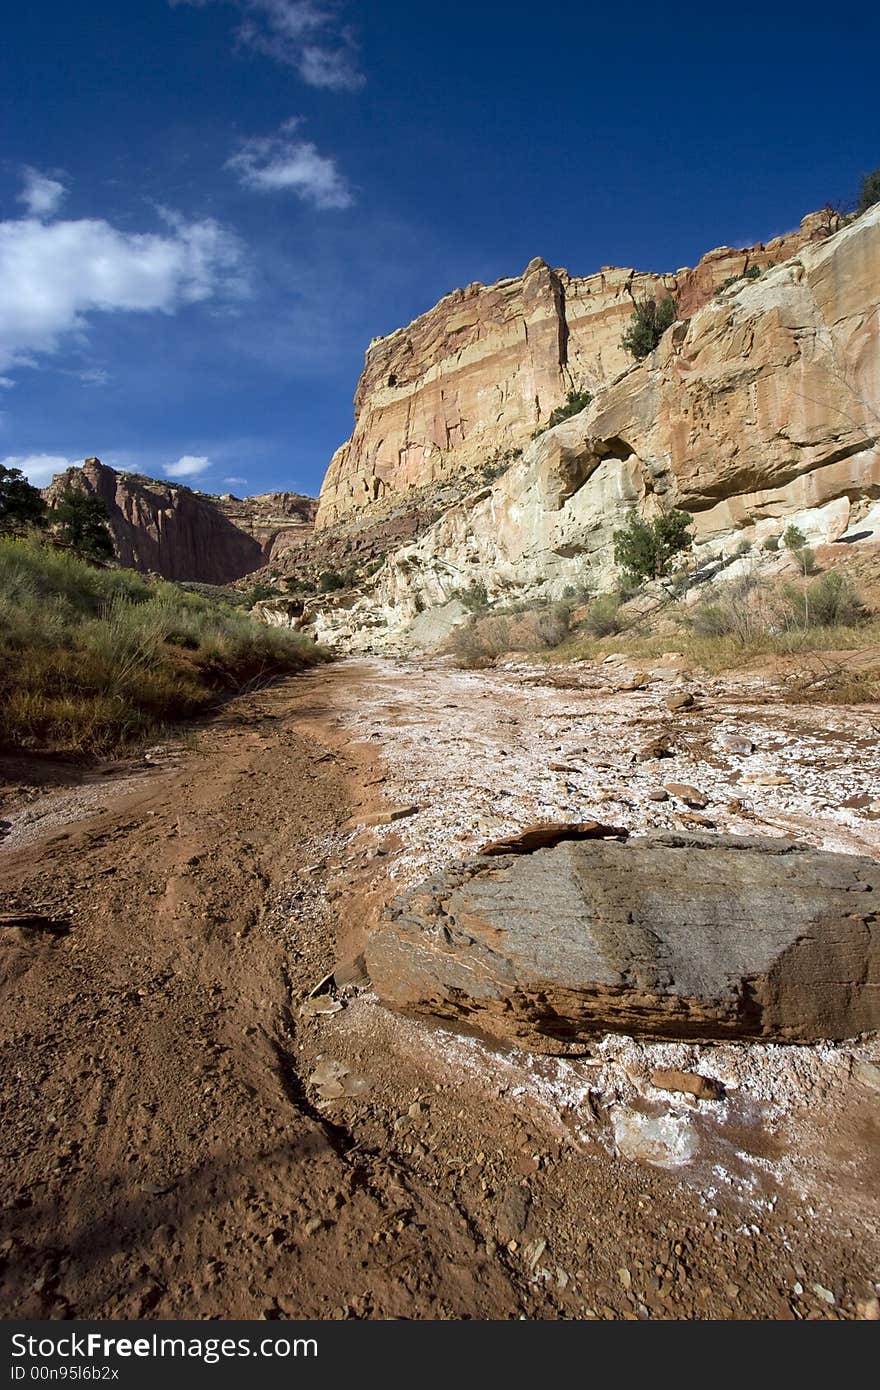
left=44, top=457, right=317, bottom=584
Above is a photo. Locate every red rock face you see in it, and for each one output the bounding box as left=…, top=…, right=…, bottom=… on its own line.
left=46, top=460, right=315, bottom=584
left=315, top=214, right=832, bottom=530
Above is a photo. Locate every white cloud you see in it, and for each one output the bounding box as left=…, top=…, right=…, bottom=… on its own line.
left=171, top=0, right=363, bottom=90
left=18, top=167, right=67, bottom=219
left=223, top=475, right=248, bottom=485
left=1, top=453, right=74, bottom=487
left=0, top=202, right=244, bottom=374
left=164, top=455, right=211, bottom=478
left=0, top=377, right=14, bottom=389
left=227, top=119, right=353, bottom=209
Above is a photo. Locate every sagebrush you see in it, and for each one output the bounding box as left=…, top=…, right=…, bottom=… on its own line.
left=0, top=535, right=326, bottom=754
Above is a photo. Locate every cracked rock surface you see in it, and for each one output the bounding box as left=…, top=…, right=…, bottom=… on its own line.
left=367, top=832, right=880, bottom=1046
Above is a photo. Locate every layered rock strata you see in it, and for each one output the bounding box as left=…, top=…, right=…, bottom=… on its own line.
left=311, top=205, right=880, bottom=649
left=366, top=832, right=880, bottom=1047
left=316, top=212, right=834, bottom=529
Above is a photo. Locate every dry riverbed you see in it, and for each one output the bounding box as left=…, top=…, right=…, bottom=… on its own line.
left=1, top=656, right=878, bottom=1320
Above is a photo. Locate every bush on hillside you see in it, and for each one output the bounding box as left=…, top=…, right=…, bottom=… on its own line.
left=445, top=601, right=571, bottom=667
left=534, top=388, right=594, bottom=436
left=613, top=509, right=693, bottom=582
left=782, top=523, right=817, bottom=575
left=317, top=569, right=347, bottom=593
left=687, top=572, right=869, bottom=648
left=621, top=297, right=677, bottom=360
left=581, top=593, right=623, bottom=637
left=782, top=570, right=867, bottom=630
left=51, top=489, right=114, bottom=561
left=0, top=535, right=325, bottom=755
left=858, top=168, right=880, bottom=213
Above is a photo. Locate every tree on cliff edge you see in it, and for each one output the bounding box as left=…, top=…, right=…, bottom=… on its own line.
left=0, top=464, right=47, bottom=532
left=858, top=168, right=880, bottom=213
left=51, top=489, right=115, bottom=562
left=621, top=296, right=677, bottom=360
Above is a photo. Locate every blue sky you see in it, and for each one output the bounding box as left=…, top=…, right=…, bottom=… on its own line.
left=2, top=0, right=878, bottom=499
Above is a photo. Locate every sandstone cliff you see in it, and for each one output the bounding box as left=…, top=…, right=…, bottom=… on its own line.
left=46, top=459, right=315, bottom=584
left=316, top=213, right=833, bottom=530
left=310, top=204, right=880, bottom=649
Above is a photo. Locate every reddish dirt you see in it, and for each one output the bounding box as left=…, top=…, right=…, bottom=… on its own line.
left=1, top=665, right=877, bottom=1320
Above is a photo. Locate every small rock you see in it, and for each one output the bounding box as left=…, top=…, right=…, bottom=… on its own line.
left=355, top=806, right=419, bottom=828
left=841, top=793, right=871, bottom=809
left=479, top=820, right=627, bottom=855
left=649, top=1068, right=724, bottom=1102
left=811, top=1283, right=835, bottom=1306
left=740, top=773, right=792, bottom=787
left=851, top=1058, right=880, bottom=1092
left=524, top=1237, right=547, bottom=1271
left=647, top=789, right=669, bottom=802
left=618, top=1267, right=632, bottom=1290
left=301, top=995, right=343, bottom=1018
left=663, top=783, right=709, bottom=809
left=665, top=691, right=695, bottom=712
left=303, top=1216, right=323, bottom=1237
left=719, top=734, right=755, bottom=756
left=856, top=1296, right=880, bottom=1320
left=637, top=736, right=675, bottom=761
left=612, top=1108, right=699, bottom=1168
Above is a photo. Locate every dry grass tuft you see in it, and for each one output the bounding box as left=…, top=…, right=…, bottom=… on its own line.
left=0, top=534, right=327, bottom=754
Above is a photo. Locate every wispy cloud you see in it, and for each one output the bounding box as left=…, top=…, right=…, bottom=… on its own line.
left=171, top=0, right=364, bottom=91
left=1, top=453, right=74, bottom=487
left=75, top=367, right=111, bottom=386
left=223, top=474, right=248, bottom=484
left=0, top=176, right=245, bottom=374
left=164, top=454, right=211, bottom=478
left=226, top=118, right=353, bottom=209
left=17, top=167, right=67, bottom=219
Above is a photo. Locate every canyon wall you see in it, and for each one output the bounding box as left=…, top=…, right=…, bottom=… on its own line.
left=315, top=213, right=833, bottom=531
left=310, top=204, right=880, bottom=650
left=47, top=459, right=315, bottom=584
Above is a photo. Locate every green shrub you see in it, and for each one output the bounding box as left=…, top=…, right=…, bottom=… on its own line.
left=535, top=388, right=594, bottom=436
left=621, top=297, right=677, bottom=360
left=0, top=465, right=47, bottom=532
left=478, top=447, right=522, bottom=481
left=582, top=593, right=622, bottom=637
left=857, top=168, right=880, bottom=214
left=450, top=582, right=489, bottom=613
left=243, top=580, right=280, bottom=607
left=687, top=602, right=738, bottom=638
left=444, top=600, right=571, bottom=667
left=317, top=570, right=346, bottom=593
left=782, top=571, right=867, bottom=629
left=782, top=524, right=817, bottom=575
left=613, top=509, right=693, bottom=582
left=50, top=489, right=114, bottom=561
left=715, top=265, right=763, bottom=297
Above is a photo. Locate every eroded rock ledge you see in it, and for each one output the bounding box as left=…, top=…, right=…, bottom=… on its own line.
left=366, top=832, right=880, bottom=1046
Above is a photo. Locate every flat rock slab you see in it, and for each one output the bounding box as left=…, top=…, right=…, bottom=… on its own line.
left=366, top=832, right=880, bottom=1046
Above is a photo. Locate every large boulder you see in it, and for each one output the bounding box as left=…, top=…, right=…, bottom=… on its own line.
left=366, top=833, right=880, bottom=1046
